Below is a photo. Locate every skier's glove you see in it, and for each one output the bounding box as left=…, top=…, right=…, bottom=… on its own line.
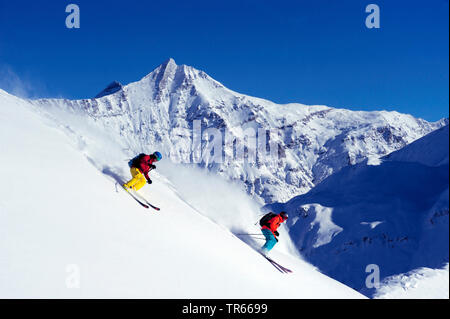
left=274, top=231, right=279, bottom=237
left=147, top=179, right=153, bottom=184
left=150, top=164, right=156, bottom=170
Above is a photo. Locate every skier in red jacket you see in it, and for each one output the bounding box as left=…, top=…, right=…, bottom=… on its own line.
left=123, top=152, right=162, bottom=191
left=260, top=211, right=288, bottom=256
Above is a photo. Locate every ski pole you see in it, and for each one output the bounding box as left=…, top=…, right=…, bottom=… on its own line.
left=254, top=213, right=267, bottom=225
left=235, top=233, right=265, bottom=237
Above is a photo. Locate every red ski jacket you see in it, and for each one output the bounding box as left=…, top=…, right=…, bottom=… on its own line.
left=262, top=215, right=285, bottom=237
left=136, top=155, right=157, bottom=180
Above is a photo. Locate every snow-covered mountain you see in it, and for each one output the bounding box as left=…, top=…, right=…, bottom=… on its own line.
left=382, top=125, right=449, bottom=167
left=1, top=58, right=447, bottom=298
left=266, top=125, right=449, bottom=297
left=0, top=88, right=365, bottom=298
left=29, top=58, right=447, bottom=204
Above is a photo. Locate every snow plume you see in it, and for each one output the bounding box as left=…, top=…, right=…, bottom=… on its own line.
left=0, top=65, right=47, bottom=98
left=158, top=160, right=300, bottom=257
left=0, top=65, right=32, bottom=98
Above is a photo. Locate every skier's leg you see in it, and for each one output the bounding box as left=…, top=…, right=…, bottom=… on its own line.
left=123, top=168, right=137, bottom=188
left=261, top=229, right=277, bottom=254
left=133, top=174, right=147, bottom=191
left=124, top=168, right=142, bottom=189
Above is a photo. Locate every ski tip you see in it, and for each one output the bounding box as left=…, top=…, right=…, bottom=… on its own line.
left=146, top=203, right=160, bottom=211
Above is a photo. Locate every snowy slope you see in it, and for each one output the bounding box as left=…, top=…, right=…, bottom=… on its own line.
left=29, top=58, right=447, bottom=204
left=0, top=89, right=364, bottom=298
left=374, top=264, right=449, bottom=299
left=383, top=125, right=449, bottom=167
left=266, top=125, right=449, bottom=297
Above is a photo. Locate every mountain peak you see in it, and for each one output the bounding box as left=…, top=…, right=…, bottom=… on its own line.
left=162, top=57, right=177, bottom=67
left=95, top=81, right=123, bottom=98
left=158, top=57, right=178, bottom=74
left=128, top=58, right=226, bottom=103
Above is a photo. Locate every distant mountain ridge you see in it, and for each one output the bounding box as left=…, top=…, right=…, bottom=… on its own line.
left=30, top=58, right=447, bottom=203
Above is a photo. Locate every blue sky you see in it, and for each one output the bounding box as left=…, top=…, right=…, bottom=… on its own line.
left=0, top=0, right=448, bottom=121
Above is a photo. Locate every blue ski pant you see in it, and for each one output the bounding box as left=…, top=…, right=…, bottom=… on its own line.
left=261, top=228, right=277, bottom=252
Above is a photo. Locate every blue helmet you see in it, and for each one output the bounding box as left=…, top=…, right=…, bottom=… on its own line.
left=153, top=151, right=162, bottom=161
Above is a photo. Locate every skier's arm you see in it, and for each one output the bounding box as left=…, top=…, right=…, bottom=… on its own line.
left=144, top=159, right=156, bottom=181
left=269, top=217, right=281, bottom=237
left=143, top=171, right=152, bottom=183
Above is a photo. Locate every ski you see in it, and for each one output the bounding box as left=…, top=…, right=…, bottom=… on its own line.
left=144, top=201, right=160, bottom=211
left=122, top=185, right=160, bottom=211
left=260, top=254, right=292, bottom=274
left=130, top=189, right=161, bottom=211
left=266, top=257, right=292, bottom=273
left=122, top=186, right=149, bottom=208
left=264, top=256, right=286, bottom=273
